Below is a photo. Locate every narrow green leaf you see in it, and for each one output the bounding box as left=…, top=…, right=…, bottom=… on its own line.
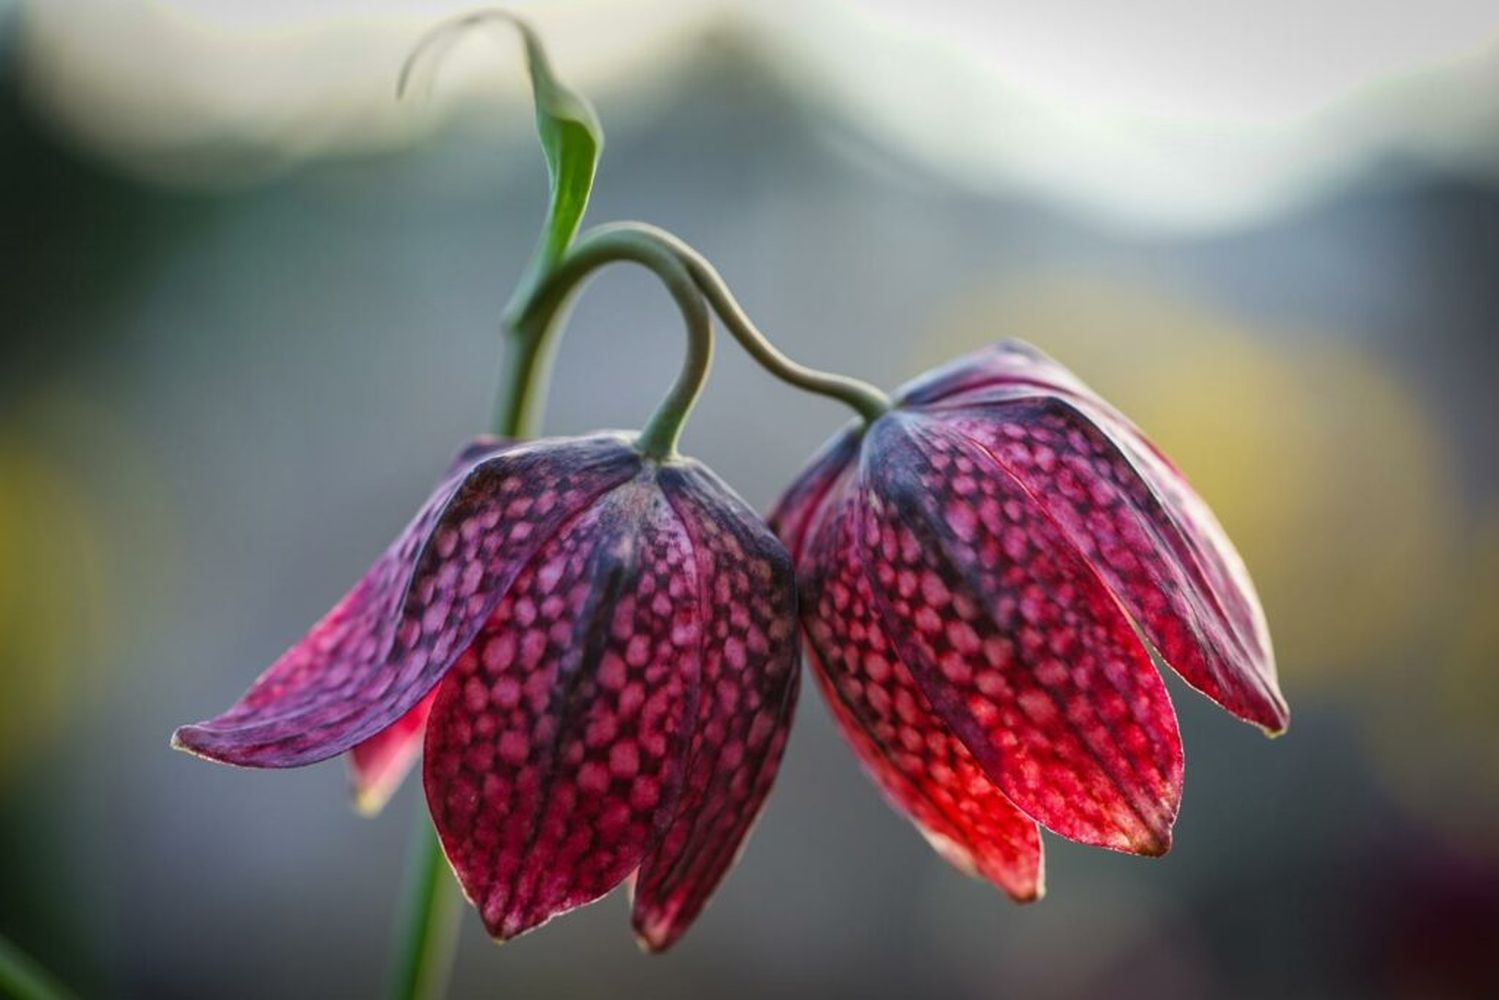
left=514, top=23, right=603, bottom=265
left=399, top=11, right=604, bottom=280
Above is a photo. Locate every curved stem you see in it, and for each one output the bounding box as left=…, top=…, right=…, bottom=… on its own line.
left=502, top=222, right=891, bottom=442
left=599, top=223, right=891, bottom=422
left=515, top=227, right=715, bottom=460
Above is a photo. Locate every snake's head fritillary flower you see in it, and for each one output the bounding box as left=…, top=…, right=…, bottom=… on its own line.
left=174, top=433, right=799, bottom=950
left=771, top=339, right=1286, bottom=900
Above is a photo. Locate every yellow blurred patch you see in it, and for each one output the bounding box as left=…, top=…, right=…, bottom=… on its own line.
left=0, top=434, right=110, bottom=781
left=0, top=389, right=170, bottom=786
left=1366, top=508, right=1499, bottom=857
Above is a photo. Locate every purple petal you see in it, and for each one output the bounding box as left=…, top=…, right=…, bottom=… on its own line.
left=768, top=424, right=859, bottom=561
left=631, top=462, right=800, bottom=952
left=895, top=339, right=1083, bottom=408
left=444, top=434, right=512, bottom=476
left=172, top=434, right=641, bottom=768
left=344, top=436, right=513, bottom=815
left=423, top=476, right=700, bottom=942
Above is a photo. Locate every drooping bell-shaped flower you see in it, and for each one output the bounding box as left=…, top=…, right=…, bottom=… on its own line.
left=771, top=339, right=1287, bottom=900
left=174, top=433, right=799, bottom=949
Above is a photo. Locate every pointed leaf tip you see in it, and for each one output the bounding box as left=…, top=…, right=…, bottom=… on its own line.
left=399, top=11, right=601, bottom=275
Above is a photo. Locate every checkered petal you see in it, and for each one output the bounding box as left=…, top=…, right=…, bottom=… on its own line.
left=423, top=475, right=701, bottom=942
left=347, top=437, right=511, bottom=816
left=857, top=415, right=1184, bottom=854
left=172, top=434, right=641, bottom=768
left=630, top=462, right=800, bottom=952
left=901, top=340, right=1285, bottom=733
left=798, top=484, right=1044, bottom=899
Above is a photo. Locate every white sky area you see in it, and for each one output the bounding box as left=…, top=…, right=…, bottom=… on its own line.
left=16, top=0, right=1499, bottom=232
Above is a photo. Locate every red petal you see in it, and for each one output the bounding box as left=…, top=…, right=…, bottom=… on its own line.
left=938, top=397, right=1288, bottom=732
left=631, top=463, right=800, bottom=952
left=800, top=485, right=1043, bottom=899
left=901, top=340, right=1284, bottom=732
left=859, top=415, right=1184, bottom=855
left=348, top=689, right=437, bottom=816
left=423, top=477, right=700, bottom=942
left=1107, top=421, right=1284, bottom=722
left=172, top=434, right=640, bottom=768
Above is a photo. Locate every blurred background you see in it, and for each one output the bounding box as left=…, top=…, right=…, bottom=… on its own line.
left=3, top=1, right=1497, bottom=997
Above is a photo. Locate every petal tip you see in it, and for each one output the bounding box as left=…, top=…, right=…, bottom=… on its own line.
left=169, top=723, right=251, bottom=767
left=484, top=915, right=541, bottom=947
left=631, top=918, right=678, bottom=955
left=1263, top=697, right=1291, bottom=738
left=170, top=725, right=210, bottom=760
left=1134, top=826, right=1173, bottom=858
left=351, top=786, right=389, bottom=818
left=1237, top=687, right=1290, bottom=737
left=633, top=931, right=669, bottom=955
left=1010, top=879, right=1045, bottom=904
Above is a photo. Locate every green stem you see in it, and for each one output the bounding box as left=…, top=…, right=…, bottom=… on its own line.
left=389, top=816, right=464, bottom=1000
left=0, top=933, right=77, bottom=1000
left=494, top=305, right=561, bottom=440
left=667, top=229, right=892, bottom=423
left=506, top=222, right=892, bottom=430
left=518, top=227, right=714, bottom=459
